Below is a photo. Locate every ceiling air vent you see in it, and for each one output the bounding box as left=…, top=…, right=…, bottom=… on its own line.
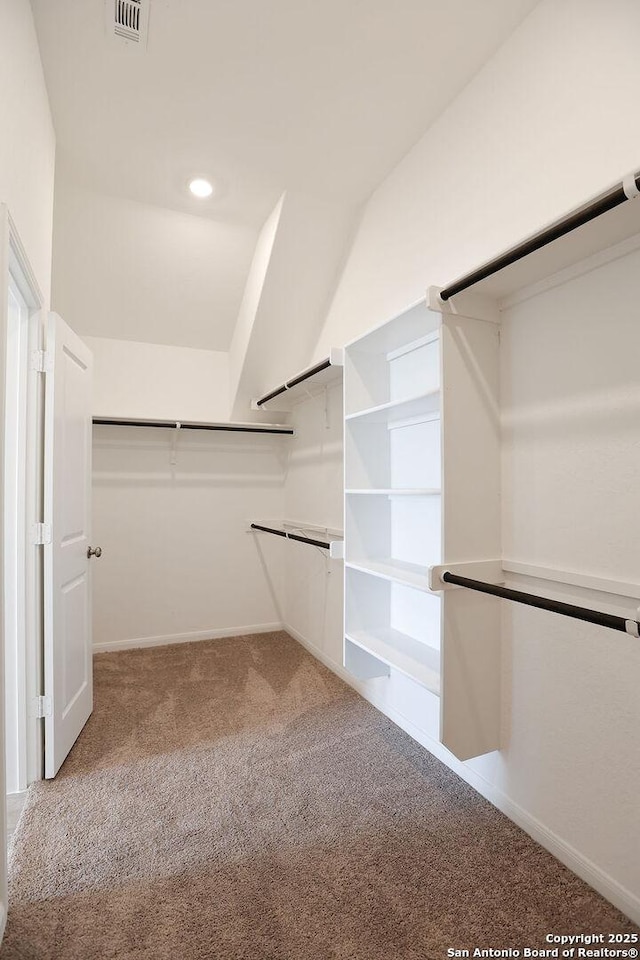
left=107, top=0, right=149, bottom=47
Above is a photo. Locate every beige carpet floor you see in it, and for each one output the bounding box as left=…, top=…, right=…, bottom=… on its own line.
left=2, top=631, right=637, bottom=958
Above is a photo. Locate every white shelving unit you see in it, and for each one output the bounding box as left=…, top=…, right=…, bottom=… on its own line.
left=343, top=299, right=501, bottom=760
left=344, top=303, right=443, bottom=699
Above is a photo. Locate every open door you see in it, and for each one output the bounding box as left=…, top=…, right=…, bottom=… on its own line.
left=43, top=313, right=94, bottom=778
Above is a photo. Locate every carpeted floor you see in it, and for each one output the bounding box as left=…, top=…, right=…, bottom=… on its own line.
left=2, top=631, right=637, bottom=958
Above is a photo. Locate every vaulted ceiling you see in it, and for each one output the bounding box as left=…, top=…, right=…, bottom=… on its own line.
left=32, top=0, right=538, bottom=225
left=31, top=0, right=539, bottom=349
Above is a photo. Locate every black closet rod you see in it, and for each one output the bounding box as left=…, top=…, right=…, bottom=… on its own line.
left=92, top=418, right=294, bottom=435
left=250, top=523, right=331, bottom=550
left=439, top=171, right=640, bottom=301
left=256, top=358, right=332, bottom=407
left=441, top=572, right=640, bottom=637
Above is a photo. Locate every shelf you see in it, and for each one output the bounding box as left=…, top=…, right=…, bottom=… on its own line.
left=92, top=417, right=295, bottom=436
left=251, top=519, right=344, bottom=556
left=345, top=409, right=441, bottom=489
left=346, top=488, right=441, bottom=496
left=442, top=177, right=640, bottom=305
left=282, top=519, right=344, bottom=539
left=346, top=558, right=431, bottom=592
left=346, top=565, right=442, bottom=657
left=345, top=494, right=441, bottom=575
left=345, top=390, right=440, bottom=425
left=343, top=297, right=502, bottom=761
left=346, top=629, right=440, bottom=695
left=253, top=348, right=343, bottom=411
left=344, top=304, right=440, bottom=415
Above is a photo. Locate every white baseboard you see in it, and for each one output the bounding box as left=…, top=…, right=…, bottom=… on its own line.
left=7, top=790, right=27, bottom=803
left=93, top=622, right=284, bottom=654
left=284, top=623, right=640, bottom=926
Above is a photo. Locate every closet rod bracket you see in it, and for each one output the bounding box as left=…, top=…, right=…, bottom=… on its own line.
left=428, top=560, right=502, bottom=592
left=625, top=619, right=640, bottom=638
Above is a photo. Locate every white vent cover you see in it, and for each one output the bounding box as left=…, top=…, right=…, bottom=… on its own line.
left=106, top=0, right=149, bottom=47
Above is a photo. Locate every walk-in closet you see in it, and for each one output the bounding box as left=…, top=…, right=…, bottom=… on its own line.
left=1, top=1, right=640, bottom=955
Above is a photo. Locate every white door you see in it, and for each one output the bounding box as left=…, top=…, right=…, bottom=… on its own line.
left=43, top=313, right=94, bottom=778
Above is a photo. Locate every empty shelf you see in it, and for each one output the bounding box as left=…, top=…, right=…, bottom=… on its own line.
left=254, top=350, right=343, bottom=411
left=346, top=488, right=441, bottom=496
left=346, top=558, right=431, bottom=591
left=345, top=628, right=440, bottom=695
left=345, top=390, right=440, bottom=425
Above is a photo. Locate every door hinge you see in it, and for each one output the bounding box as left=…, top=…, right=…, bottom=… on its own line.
left=32, top=695, right=51, bottom=719
left=30, top=349, right=53, bottom=374
left=32, top=522, right=52, bottom=545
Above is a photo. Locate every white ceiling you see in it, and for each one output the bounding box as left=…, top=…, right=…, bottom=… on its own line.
left=32, top=0, right=539, bottom=228
left=51, top=179, right=258, bottom=351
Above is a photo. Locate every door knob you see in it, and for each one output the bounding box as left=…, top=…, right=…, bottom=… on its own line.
left=87, top=546, right=102, bottom=559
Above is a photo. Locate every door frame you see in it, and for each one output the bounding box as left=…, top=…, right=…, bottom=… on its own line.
left=0, top=205, right=45, bottom=799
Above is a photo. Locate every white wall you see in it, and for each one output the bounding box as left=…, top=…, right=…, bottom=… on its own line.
left=230, top=190, right=356, bottom=419
left=0, top=0, right=55, bottom=302
left=280, top=0, right=640, bottom=923
left=314, top=0, right=640, bottom=360
left=52, top=178, right=257, bottom=351
left=229, top=195, right=284, bottom=409
left=491, top=242, right=640, bottom=906
left=85, top=336, right=230, bottom=422
left=83, top=187, right=355, bottom=659
left=92, top=424, right=287, bottom=650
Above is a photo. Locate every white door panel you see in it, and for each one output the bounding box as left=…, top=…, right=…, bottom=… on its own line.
left=44, top=313, right=93, bottom=778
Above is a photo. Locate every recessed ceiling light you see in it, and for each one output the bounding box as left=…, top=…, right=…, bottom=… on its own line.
left=188, top=178, right=213, bottom=198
